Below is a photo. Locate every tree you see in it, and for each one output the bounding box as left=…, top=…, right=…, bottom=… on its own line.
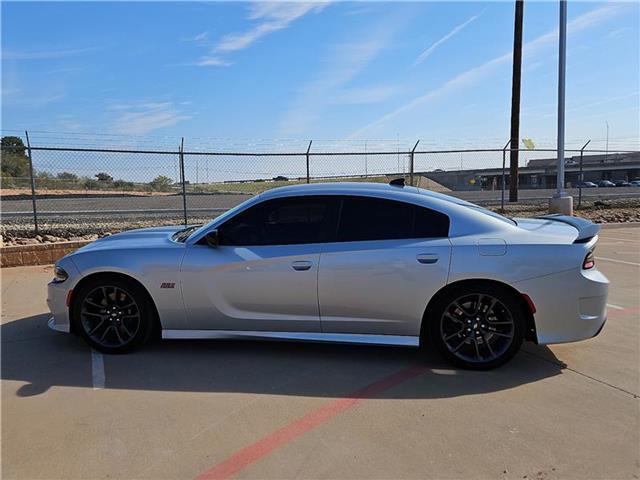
left=1, top=136, right=31, bottom=179
left=149, top=175, right=173, bottom=192
left=57, top=172, right=78, bottom=180
left=95, top=172, right=113, bottom=182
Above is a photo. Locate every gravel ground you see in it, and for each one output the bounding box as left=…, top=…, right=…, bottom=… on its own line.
left=1, top=197, right=638, bottom=246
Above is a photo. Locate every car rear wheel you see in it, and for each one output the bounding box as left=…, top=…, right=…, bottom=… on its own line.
left=73, top=276, right=154, bottom=353
left=427, top=283, right=525, bottom=369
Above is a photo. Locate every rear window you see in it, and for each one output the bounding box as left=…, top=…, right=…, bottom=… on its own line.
left=337, top=196, right=449, bottom=242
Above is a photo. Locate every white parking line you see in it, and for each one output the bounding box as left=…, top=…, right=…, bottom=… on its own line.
left=91, top=349, right=105, bottom=390
left=607, top=303, right=625, bottom=310
left=599, top=237, right=639, bottom=243
left=596, top=257, right=640, bottom=267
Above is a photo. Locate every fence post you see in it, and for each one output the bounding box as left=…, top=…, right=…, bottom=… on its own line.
left=306, top=140, right=312, bottom=184
left=578, top=139, right=591, bottom=208
left=501, top=139, right=512, bottom=211
left=410, top=140, right=420, bottom=186
left=24, top=131, right=39, bottom=235
left=179, top=137, right=187, bottom=226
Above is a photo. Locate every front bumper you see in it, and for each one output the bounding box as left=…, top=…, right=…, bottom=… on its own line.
left=47, top=280, right=72, bottom=333
left=48, top=315, right=70, bottom=333
left=515, top=267, right=609, bottom=345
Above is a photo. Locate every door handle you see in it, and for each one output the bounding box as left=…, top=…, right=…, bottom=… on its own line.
left=291, top=261, right=313, bottom=271
left=417, top=254, right=439, bottom=264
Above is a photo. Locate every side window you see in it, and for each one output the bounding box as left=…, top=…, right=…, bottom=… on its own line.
left=219, top=196, right=338, bottom=246
left=337, top=196, right=449, bottom=242
left=413, top=204, right=450, bottom=238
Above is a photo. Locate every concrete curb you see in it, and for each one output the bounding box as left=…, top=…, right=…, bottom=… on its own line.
left=1, top=240, right=91, bottom=268
left=600, top=222, right=640, bottom=229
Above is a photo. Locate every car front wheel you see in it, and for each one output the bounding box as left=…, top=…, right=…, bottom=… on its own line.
left=73, top=275, right=154, bottom=353
left=427, top=283, right=525, bottom=369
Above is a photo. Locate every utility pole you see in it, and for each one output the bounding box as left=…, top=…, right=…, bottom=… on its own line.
left=509, top=0, right=524, bottom=202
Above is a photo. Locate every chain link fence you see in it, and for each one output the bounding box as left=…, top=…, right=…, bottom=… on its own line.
left=2, top=138, right=639, bottom=239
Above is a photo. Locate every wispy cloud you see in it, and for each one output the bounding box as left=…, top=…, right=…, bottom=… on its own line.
left=216, top=2, right=328, bottom=53
left=334, top=85, right=400, bottom=105
left=2, top=87, right=64, bottom=107
left=413, top=13, right=480, bottom=67
left=182, top=31, right=209, bottom=43
left=350, top=3, right=626, bottom=138
left=3, top=46, right=98, bottom=60
left=279, top=21, right=403, bottom=135
left=183, top=2, right=329, bottom=67
left=110, top=102, right=191, bottom=135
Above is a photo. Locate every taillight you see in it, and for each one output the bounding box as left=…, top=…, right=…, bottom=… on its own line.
left=583, top=251, right=595, bottom=269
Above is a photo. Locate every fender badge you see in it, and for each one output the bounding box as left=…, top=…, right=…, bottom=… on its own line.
left=160, top=282, right=175, bottom=289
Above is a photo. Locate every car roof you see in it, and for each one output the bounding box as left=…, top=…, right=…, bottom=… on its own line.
left=259, top=181, right=476, bottom=207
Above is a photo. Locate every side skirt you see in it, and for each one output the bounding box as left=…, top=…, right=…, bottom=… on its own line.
left=162, top=329, right=420, bottom=347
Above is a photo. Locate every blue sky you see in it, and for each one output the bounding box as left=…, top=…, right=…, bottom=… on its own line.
left=2, top=1, right=639, bottom=151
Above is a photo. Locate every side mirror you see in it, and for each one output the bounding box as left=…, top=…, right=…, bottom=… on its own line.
left=205, top=230, right=219, bottom=248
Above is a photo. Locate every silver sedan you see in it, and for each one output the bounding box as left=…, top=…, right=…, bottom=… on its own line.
left=48, top=181, right=609, bottom=369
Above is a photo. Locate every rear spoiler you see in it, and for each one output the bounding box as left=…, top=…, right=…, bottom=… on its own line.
left=535, top=214, right=600, bottom=243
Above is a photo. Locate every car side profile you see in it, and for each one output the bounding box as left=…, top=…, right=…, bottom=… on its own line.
left=48, top=181, right=609, bottom=369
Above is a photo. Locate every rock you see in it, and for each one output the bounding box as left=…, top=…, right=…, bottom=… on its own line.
left=43, top=234, right=59, bottom=243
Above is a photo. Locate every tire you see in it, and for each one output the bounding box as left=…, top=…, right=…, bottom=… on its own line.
left=425, top=283, right=525, bottom=370
left=72, top=275, right=155, bottom=354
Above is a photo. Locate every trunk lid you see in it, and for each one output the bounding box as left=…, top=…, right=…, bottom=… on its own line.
left=515, top=215, right=600, bottom=243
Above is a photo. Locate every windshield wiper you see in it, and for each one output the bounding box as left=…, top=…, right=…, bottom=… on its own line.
left=173, top=225, right=201, bottom=242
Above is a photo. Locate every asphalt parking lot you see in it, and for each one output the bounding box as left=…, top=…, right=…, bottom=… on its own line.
left=2, top=226, right=639, bottom=479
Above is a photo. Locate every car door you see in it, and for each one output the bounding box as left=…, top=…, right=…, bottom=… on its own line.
left=181, top=196, right=339, bottom=332
left=318, top=195, right=451, bottom=336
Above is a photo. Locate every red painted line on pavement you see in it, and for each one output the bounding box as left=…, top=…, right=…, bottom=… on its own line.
left=195, top=364, right=428, bottom=480
left=195, top=306, right=640, bottom=479
left=607, top=306, right=640, bottom=318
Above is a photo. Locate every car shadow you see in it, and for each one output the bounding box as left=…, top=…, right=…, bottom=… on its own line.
left=2, top=313, right=566, bottom=398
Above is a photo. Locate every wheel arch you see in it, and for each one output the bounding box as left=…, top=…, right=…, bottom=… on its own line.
left=421, top=278, right=537, bottom=344
left=69, top=271, right=161, bottom=336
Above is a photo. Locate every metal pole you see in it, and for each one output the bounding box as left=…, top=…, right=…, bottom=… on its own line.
left=555, top=0, right=567, bottom=196
left=306, top=140, right=312, bottom=184
left=24, top=131, right=39, bottom=235
left=501, top=139, right=511, bottom=211
left=410, top=140, right=420, bottom=186
left=605, top=120, right=609, bottom=162
left=179, top=137, right=187, bottom=226
left=578, top=139, right=591, bottom=208
left=365, top=141, right=368, bottom=178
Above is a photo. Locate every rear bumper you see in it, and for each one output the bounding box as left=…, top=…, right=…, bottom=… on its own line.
left=515, top=267, right=609, bottom=345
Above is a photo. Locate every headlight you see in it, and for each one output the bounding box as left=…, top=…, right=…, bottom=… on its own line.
left=53, top=266, right=68, bottom=282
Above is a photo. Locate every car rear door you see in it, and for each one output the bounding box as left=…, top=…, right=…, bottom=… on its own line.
left=181, top=196, right=339, bottom=332
left=318, top=195, right=451, bottom=336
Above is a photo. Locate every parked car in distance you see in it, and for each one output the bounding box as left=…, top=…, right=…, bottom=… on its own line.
left=598, top=180, right=616, bottom=187
left=614, top=180, right=630, bottom=187
left=47, top=181, right=609, bottom=370
left=630, top=180, right=640, bottom=187
left=578, top=181, right=598, bottom=188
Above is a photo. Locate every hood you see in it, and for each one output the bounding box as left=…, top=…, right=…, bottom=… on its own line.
left=75, top=225, right=185, bottom=253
